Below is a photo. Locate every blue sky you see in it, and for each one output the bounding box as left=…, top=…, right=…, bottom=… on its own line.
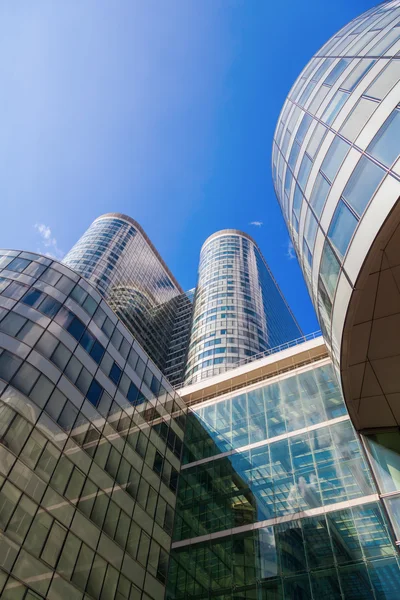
left=0, top=0, right=377, bottom=334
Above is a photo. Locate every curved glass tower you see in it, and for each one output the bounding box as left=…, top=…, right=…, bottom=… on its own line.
left=63, top=213, right=183, bottom=372
left=185, top=229, right=302, bottom=384
left=273, top=0, right=400, bottom=432
left=0, top=248, right=186, bottom=600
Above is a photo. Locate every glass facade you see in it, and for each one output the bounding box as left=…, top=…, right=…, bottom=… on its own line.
left=63, top=213, right=185, bottom=377
left=163, top=289, right=195, bottom=387
left=272, top=0, right=400, bottom=349
left=168, top=359, right=400, bottom=599
left=185, top=230, right=302, bottom=385
left=0, top=249, right=187, bottom=600
left=273, top=0, right=400, bottom=539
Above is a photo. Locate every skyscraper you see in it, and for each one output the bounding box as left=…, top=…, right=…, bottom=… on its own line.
left=63, top=213, right=184, bottom=374
left=185, top=230, right=302, bottom=384
left=273, top=0, right=400, bottom=559
left=0, top=249, right=187, bottom=600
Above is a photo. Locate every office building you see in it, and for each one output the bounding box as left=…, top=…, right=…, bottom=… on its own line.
left=0, top=249, right=186, bottom=600
left=63, top=213, right=184, bottom=376
left=163, top=289, right=195, bottom=387
left=185, top=230, right=302, bottom=385
left=273, top=0, right=400, bottom=566
left=168, top=336, right=400, bottom=599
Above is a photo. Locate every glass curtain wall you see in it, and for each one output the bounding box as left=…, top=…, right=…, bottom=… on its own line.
left=0, top=249, right=187, bottom=600
left=63, top=213, right=183, bottom=375
left=168, top=361, right=400, bottom=599
left=185, top=230, right=302, bottom=385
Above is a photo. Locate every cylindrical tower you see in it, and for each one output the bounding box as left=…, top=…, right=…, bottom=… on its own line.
left=273, top=0, right=400, bottom=432
left=63, top=213, right=183, bottom=370
left=185, top=229, right=302, bottom=384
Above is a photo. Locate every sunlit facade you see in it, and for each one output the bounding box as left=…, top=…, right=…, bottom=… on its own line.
left=63, top=213, right=184, bottom=375
left=185, top=230, right=302, bottom=385
left=273, top=0, right=400, bottom=579
left=168, top=338, right=400, bottom=599
left=273, top=1, right=400, bottom=434
left=0, top=249, right=186, bottom=600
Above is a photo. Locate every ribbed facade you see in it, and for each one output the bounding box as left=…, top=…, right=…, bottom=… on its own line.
left=63, top=214, right=183, bottom=374
left=185, top=230, right=302, bottom=384
left=0, top=249, right=186, bottom=600
left=273, top=0, right=400, bottom=575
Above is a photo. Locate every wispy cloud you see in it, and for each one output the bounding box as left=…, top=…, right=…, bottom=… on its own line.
left=249, top=221, right=263, bottom=227
left=34, top=223, right=64, bottom=260
left=286, top=240, right=296, bottom=260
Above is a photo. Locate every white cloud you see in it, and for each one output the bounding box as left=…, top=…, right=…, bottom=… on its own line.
left=249, top=221, right=263, bottom=227
left=286, top=240, right=296, bottom=260
left=34, top=223, right=64, bottom=260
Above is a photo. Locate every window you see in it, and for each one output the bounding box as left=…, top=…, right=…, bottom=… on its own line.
left=328, top=200, right=358, bottom=260
left=0, top=351, right=22, bottom=381
left=2, top=281, right=27, bottom=300
left=304, top=208, right=318, bottom=251
left=297, top=154, right=313, bottom=191
left=39, top=296, right=62, bottom=318
left=309, top=173, right=330, bottom=218
left=325, top=58, right=351, bottom=86
left=367, top=108, right=400, bottom=168
left=322, top=90, right=349, bottom=126
left=109, top=362, right=122, bottom=385
left=341, top=58, right=375, bottom=92
left=0, top=312, right=27, bottom=337
left=296, top=114, right=313, bottom=144
left=90, top=340, right=105, bottom=364
left=21, top=288, right=43, bottom=308
left=292, top=185, right=303, bottom=219
left=67, top=317, right=85, bottom=341
left=80, top=329, right=95, bottom=353
left=7, top=257, right=30, bottom=273
left=342, top=156, right=385, bottom=216
left=319, top=242, right=341, bottom=300
left=321, top=136, right=350, bottom=183
left=306, top=123, right=327, bottom=159
left=340, top=97, right=377, bottom=142
left=87, top=379, right=103, bottom=407
left=153, top=451, right=163, bottom=475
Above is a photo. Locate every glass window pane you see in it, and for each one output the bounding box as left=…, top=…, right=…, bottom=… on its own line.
left=343, top=156, right=385, bottom=216
left=309, top=173, right=330, bottom=217
left=298, top=154, right=313, bottom=191
left=367, top=108, right=400, bottom=167
left=328, top=200, right=358, bottom=260
left=7, top=258, right=30, bottom=273
left=324, top=58, right=351, bottom=86
left=320, top=242, right=341, bottom=300
left=342, top=58, right=375, bottom=92
left=321, top=137, right=350, bottom=183
left=340, top=97, right=377, bottom=142
left=322, top=91, right=349, bottom=126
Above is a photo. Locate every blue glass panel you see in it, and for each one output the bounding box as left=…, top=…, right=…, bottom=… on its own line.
left=87, top=380, right=103, bottom=407
left=90, top=340, right=105, bottom=364
left=22, top=288, right=43, bottom=308
left=324, top=59, right=352, bottom=86
left=109, top=362, right=122, bottom=385
left=298, top=154, right=313, bottom=191
left=367, top=108, right=400, bottom=167
left=39, top=296, right=62, bottom=318
left=67, top=317, right=86, bottom=341
left=321, top=137, right=350, bottom=183
left=323, top=90, right=349, bottom=125
left=342, top=155, right=385, bottom=216
left=328, top=200, right=358, bottom=260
